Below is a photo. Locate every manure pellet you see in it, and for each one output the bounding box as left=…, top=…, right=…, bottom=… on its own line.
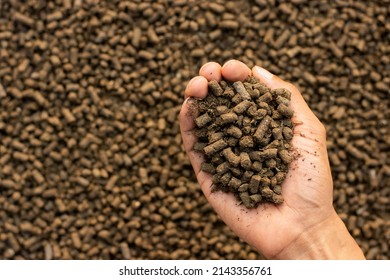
left=203, top=139, right=228, bottom=156
left=253, top=116, right=272, bottom=142
left=226, top=126, right=242, bottom=138
left=277, top=104, right=294, bottom=118
left=233, top=100, right=252, bottom=114
left=216, top=162, right=230, bottom=174
left=222, top=148, right=240, bottom=167
left=195, top=113, right=212, bottom=128
left=257, top=92, right=273, bottom=103
left=239, top=136, right=254, bottom=148
left=249, top=149, right=278, bottom=161
left=208, top=132, right=224, bottom=143
left=201, top=162, right=215, bottom=174
left=240, top=152, right=252, bottom=170
left=279, top=150, right=293, bottom=164
left=271, top=88, right=291, bottom=100
left=239, top=192, right=253, bottom=208
left=233, top=81, right=251, bottom=100
left=241, top=171, right=253, bottom=183
left=208, top=80, right=223, bottom=96
left=1, top=0, right=387, bottom=260
left=219, top=112, right=238, bottom=125
left=228, top=177, right=241, bottom=189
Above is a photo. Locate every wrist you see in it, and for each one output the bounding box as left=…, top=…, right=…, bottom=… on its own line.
left=274, top=210, right=365, bottom=259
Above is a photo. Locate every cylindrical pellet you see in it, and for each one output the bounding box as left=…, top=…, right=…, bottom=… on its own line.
left=249, top=148, right=278, bottom=161
left=279, top=149, right=293, bottom=163
left=233, top=81, right=251, bottom=100
left=240, top=152, right=252, bottom=170
left=222, top=147, right=240, bottom=167
left=195, top=112, right=212, bottom=128
left=203, top=139, right=228, bottom=156
left=226, top=126, right=242, bottom=138
left=277, top=104, right=294, bottom=118
left=254, top=115, right=272, bottom=142
left=219, top=112, right=238, bottom=125
left=209, top=80, right=223, bottom=96
left=233, top=100, right=252, bottom=114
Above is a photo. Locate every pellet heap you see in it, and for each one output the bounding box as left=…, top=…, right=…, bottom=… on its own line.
left=0, top=0, right=388, bottom=260
left=194, top=77, right=294, bottom=208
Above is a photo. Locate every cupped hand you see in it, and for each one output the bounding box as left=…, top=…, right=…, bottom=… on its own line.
left=179, top=60, right=365, bottom=259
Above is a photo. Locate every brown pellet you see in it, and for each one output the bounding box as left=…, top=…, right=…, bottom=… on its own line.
left=226, top=126, right=242, bottom=138
left=120, top=242, right=131, bottom=259
left=238, top=184, right=248, bottom=192
left=208, top=132, right=224, bottom=143
left=0, top=83, right=6, bottom=97
left=31, top=170, right=45, bottom=184
left=242, top=192, right=255, bottom=208
left=277, top=104, right=294, bottom=118
left=222, top=148, right=240, bottom=167
left=278, top=149, right=293, bottom=164
left=208, top=80, right=223, bottom=96
left=253, top=115, right=272, bottom=142
left=282, top=127, right=293, bottom=140
left=44, top=243, right=53, bottom=260
left=233, top=100, right=253, bottom=114
left=4, top=0, right=385, bottom=260
left=228, top=177, right=241, bottom=189
left=195, top=113, right=212, bottom=128
left=201, top=162, right=215, bottom=174
left=233, top=81, right=251, bottom=100
left=249, top=149, right=278, bottom=161
left=105, top=175, right=118, bottom=190
left=261, top=187, right=274, bottom=199
left=257, top=92, right=273, bottom=103
left=250, top=194, right=262, bottom=203
left=14, top=12, right=35, bottom=27
left=193, top=142, right=207, bottom=152
left=62, top=108, right=76, bottom=123
left=71, top=232, right=82, bottom=249
left=204, top=139, right=228, bottom=156
left=271, top=88, right=291, bottom=99
left=216, top=162, right=230, bottom=174
left=219, top=112, right=238, bottom=125
left=249, top=175, right=261, bottom=194
left=240, top=152, right=252, bottom=170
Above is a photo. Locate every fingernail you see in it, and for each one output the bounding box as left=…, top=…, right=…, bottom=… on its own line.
left=199, top=62, right=214, bottom=74
left=254, top=66, right=274, bottom=80
left=185, top=77, right=197, bottom=92
left=224, top=59, right=236, bottom=67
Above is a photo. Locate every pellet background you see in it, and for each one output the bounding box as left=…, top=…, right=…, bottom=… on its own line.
left=0, top=0, right=389, bottom=260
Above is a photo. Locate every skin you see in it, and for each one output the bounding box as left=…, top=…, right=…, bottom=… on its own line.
left=179, top=60, right=365, bottom=259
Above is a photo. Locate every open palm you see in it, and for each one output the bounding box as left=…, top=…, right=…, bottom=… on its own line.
left=179, top=60, right=336, bottom=259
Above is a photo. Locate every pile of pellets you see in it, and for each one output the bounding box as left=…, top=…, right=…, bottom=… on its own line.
left=194, top=77, right=294, bottom=208
left=0, top=1, right=389, bottom=260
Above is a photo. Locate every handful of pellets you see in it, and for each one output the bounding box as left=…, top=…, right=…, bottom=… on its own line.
left=193, top=76, right=294, bottom=208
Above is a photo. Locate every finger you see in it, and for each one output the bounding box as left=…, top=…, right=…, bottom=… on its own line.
left=199, top=62, right=222, bottom=81
left=179, top=99, right=234, bottom=201
left=222, top=59, right=251, bottom=82
left=179, top=98, right=204, bottom=171
left=179, top=98, right=197, bottom=143
left=184, top=76, right=208, bottom=99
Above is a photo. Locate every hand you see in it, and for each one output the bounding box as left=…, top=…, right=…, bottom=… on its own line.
left=179, top=60, right=365, bottom=259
